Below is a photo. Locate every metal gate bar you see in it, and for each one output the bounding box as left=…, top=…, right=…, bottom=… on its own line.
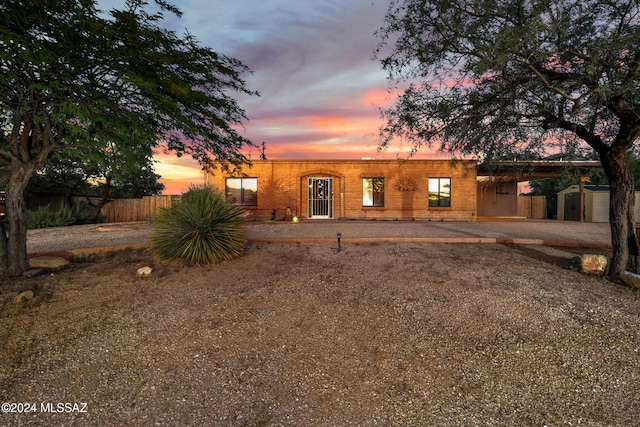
left=308, top=178, right=333, bottom=218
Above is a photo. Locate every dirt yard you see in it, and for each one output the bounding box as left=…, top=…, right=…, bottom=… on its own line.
left=1, top=237, right=639, bottom=426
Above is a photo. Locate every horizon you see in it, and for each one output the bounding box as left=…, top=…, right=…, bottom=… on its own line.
left=95, top=0, right=436, bottom=195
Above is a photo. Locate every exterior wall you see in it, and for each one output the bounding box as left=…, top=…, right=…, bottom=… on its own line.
left=557, top=188, right=567, bottom=220
left=207, top=159, right=478, bottom=221
left=588, top=191, right=608, bottom=223
left=476, top=180, right=518, bottom=217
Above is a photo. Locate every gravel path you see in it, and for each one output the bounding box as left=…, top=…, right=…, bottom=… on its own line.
left=26, top=219, right=613, bottom=255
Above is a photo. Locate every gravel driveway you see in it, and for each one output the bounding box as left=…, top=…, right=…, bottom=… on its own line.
left=26, top=219, right=613, bottom=255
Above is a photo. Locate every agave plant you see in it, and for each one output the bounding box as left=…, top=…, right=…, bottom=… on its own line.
left=150, top=185, right=247, bottom=264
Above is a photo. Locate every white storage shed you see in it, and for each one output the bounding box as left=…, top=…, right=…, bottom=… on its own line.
left=557, top=185, right=640, bottom=222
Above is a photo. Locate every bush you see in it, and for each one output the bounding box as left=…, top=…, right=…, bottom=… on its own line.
left=26, top=206, right=105, bottom=229
left=27, top=205, right=57, bottom=229
left=150, top=185, right=247, bottom=265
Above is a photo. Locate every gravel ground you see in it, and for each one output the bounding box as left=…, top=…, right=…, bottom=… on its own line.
left=2, top=220, right=638, bottom=426
left=26, top=219, right=613, bottom=255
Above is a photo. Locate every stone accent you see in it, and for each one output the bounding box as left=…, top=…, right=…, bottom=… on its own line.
left=13, top=290, right=34, bottom=304
left=579, top=254, right=609, bottom=275
left=620, top=271, right=640, bottom=289
left=22, top=268, right=49, bottom=278
left=28, top=256, right=69, bottom=270
left=137, top=266, right=153, bottom=276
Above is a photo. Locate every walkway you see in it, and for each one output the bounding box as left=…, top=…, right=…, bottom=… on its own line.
left=27, top=219, right=612, bottom=257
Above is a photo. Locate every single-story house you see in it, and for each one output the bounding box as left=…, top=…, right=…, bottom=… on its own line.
left=206, top=159, right=478, bottom=221
left=557, top=184, right=640, bottom=222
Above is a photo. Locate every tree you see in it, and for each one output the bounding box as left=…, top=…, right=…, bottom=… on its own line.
left=530, top=153, right=640, bottom=219
left=376, top=0, right=640, bottom=279
left=0, top=0, right=257, bottom=277
left=529, top=168, right=606, bottom=219
left=27, top=143, right=165, bottom=215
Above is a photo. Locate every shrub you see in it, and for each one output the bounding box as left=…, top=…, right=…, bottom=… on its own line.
left=26, top=206, right=105, bottom=229
left=150, top=185, right=247, bottom=264
left=71, top=209, right=105, bottom=225
left=27, top=205, right=56, bottom=229
left=54, top=208, right=76, bottom=227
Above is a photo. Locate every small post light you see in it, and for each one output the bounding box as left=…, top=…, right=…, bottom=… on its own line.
left=337, top=232, right=341, bottom=252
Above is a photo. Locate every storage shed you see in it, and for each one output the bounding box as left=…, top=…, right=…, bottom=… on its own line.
left=557, top=185, right=640, bottom=222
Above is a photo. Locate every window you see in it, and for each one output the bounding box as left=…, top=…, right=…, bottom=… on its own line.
left=428, top=178, right=450, bottom=207
left=225, top=178, right=257, bottom=206
left=363, top=178, right=384, bottom=207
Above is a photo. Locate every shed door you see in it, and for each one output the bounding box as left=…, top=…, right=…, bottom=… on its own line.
left=564, top=192, right=581, bottom=221
left=308, top=178, right=333, bottom=219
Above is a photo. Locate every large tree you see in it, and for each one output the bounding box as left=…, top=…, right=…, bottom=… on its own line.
left=0, top=0, right=257, bottom=277
left=376, top=0, right=640, bottom=279
left=28, top=143, right=165, bottom=215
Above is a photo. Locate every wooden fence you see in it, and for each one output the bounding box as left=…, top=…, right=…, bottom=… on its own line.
left=100, top=195, right=176, bottom=223
left=517, top=195, right=547, bottom=219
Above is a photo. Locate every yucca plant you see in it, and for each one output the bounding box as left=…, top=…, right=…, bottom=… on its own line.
left=150, top=185, right=247, bottom=265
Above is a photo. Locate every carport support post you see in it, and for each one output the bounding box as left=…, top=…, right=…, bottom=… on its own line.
left=579, top=178, right=586, bottom=222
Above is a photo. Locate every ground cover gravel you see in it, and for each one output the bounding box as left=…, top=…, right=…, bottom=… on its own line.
left=1, top=221, right=638, bottom=426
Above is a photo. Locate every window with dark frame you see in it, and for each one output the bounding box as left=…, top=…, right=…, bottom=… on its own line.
left=428, top=177, right=451, bottom=207
left=225, top=177, right=258, bottom=206
left=363, top=177, right=384, bottom=207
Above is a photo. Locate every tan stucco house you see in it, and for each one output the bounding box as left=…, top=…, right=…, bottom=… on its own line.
left=206, top=159, right=478, bottom=221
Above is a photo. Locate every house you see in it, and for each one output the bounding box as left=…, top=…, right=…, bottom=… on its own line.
left=556, top=184, right=640, bottom=222
left=205, top=159, right=478, bottom=221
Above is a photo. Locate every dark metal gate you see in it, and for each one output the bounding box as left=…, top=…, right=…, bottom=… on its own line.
left=308, top=178, right=333, bottom=218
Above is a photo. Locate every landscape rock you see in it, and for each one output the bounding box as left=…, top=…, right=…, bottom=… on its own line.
left=620, top=271, right=640, bottom=289
left=13, top=290, right=34, bottom=304
left=579, top=254, right=609, bottom=275
left=22, top=268, right=49, bottom=278
left=28, top=256, right=69, bottom=270
left=137, top=266, right=153, bottom=276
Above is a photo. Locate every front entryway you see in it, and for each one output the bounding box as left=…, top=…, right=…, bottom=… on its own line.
left=308, top=177, right=334, bottom=218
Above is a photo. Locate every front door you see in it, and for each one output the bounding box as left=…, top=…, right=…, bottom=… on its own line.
left=308, top=178, right=334, bottom=218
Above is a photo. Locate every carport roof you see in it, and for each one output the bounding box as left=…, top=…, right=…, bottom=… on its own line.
left=477, top=160, right=601, bottom=180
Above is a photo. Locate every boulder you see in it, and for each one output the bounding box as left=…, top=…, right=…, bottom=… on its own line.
left=620, top=271, right=640, bottom=289
left=13, top=290, right=34, bottom=304
left=579, top=254, right=609, bottom=275
left=137, top=266, right=153, bottom=276
left=28, top=256, right=69, bottom=270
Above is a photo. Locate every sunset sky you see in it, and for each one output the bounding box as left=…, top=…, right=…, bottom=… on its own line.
left=98, top=0, right=438, bottom=194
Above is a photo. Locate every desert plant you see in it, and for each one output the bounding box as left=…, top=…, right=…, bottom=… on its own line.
left=150, top=185, right=247, bottom=264
left=26, top=206, right=105, bottom=229
left=26, top=205, right=56, bottom=229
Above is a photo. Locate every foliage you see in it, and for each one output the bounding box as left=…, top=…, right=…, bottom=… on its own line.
left=376, top=0, right=640, bottom=159
left=376, top=0, right=640, bottom=277
left=150, top=185, right=247, bottom=265
left=529, top=153, right=640, bottom=218
left=27, top=145, right=165, bottom=214
left=0, top=0, right=257, bottom=277
left=26, top=206, right=105, bottom=229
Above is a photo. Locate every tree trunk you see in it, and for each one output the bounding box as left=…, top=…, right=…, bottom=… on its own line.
left=601, top=150, right=640, bottom=279
left=0, top=163, right=34, bottom=278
